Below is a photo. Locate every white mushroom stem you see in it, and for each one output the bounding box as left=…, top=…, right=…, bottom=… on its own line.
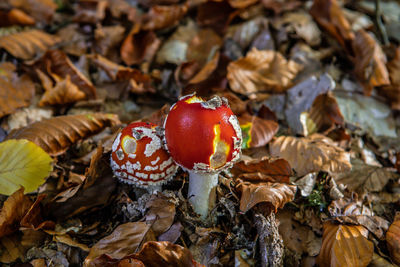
left=188, top=171, right=219, bottom=219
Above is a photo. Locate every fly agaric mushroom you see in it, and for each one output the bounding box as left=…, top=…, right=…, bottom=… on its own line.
left=110, top=122, right=178, bottom=192
left=164, top=93, right=242, bottom=219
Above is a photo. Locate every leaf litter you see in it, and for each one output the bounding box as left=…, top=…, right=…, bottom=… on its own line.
left=1, top=0, right=400, bottom=266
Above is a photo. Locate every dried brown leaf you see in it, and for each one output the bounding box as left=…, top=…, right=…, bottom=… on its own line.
left=227, top=48, right=303, bottom=98
left=380, top=47, right=400, bottom=110
left=261, top=0, right=301, bottom=14
left=145, top=194, right=176, bottom=236
left=310, top=0, right=354, bottom=53
left=94, top=25, right=126, bottom=58
left=188, top=51, right=220, bottom=84
left=0, top=9, right=35, bottom=27
left=232, top=157, right=292, bottom=183
left=141, top=3, right=188, bottom=31
left=84, top=222, right=156, bottom=267
left=0, top=62, right=34, bottom=118
left=186, top=28, right=222, bottom=68
left=236, top=181, right=296, bottom=213
left=317, top=222, right=373, bottom=267
left=228, top=0, right=258, bottom=9
left=6, top=113, right=120, bottom=156
left=269, top=134, right=351, bottom=176
left=0, top=187, right=32, bottom=238
left=73, top=0, right=107, bottom=24
left=238, top=112, right=279, bottom=148
left=353, top=30, right=390, bottom=95
left=9, top=0, right=57, bottom=23
left=387, top=218, right=400, bottom=265
left=20, top=195, right=55, bottom=231
left=57, top=24, right=89, bottom=56
left=39, top=75, right=86, bottom=106
left=197, top=1, right=236, bottom=35
left=308, top=92, right=344, bottom=132
left=120, top=26, right=160, bottom=65
left=0, top=29, right=60, bottom=60
left=0, top=234, right=26, bottom=263
left=35, top=50, right=96, bottom=99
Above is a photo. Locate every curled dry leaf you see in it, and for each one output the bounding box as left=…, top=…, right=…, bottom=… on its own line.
left=0, top=8, right=35, bottom=27
left=0, top=140, right=53, bottom=196
left=231, top=157, right=292, bottom=183
left=308, top=92, right=344, bottom=133
left=239, top=112, right=279, bottom=149
left=120, top=25, right=160, bottom=65
left=6, top=113, right=120, bottom=156
left=35, top=50, right=96, bottom=99
left=380, top=47, right=400, bottom=110
left=145, top=194, right=176, bottom=236
left=84, top=222, right=156, bottom=267
left=236, top=181, right=296, bottom=213
left=9, top=0, right=57, bottom=24
left=0, top=187, right=32, bottom=238
left=0, top=29, right=60, bottom=60
left=269, top=134, right=351, bottom=177
left=227, top=48, right=303, bottom=98
left=197, top=1, right=236, bottom=34
left=38, top=74, right=86, bottom=106
left=0, top=62, right=34, bottom=118
left=20, top=195, right=54, bottom=231
left=188, top=51, right=220, bottom=85
left=352, top=30, right=390, bottom=95
left=94, top=25, right=126, bottom=58
left=317, top=222, right=373, bottom=267
left=387, top=218, right=400, bottom=265
left=310, top=0, right=354, bottom=53
left=186, top=28, right=222, bottom=68
left=141, top=3, right=188, bottom=31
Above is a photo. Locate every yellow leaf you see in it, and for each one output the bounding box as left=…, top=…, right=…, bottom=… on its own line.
left=0, top=139, right=53, bottom=195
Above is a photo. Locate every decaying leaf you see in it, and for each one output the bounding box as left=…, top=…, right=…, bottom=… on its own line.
left=239, top=112, right=279, bottom=149
left=352, top=30, right=390, bottom=95
left=236, top=181, right=296, bottom=213
left=6, top=113, right=120, bottom=156
left=0, top=140, right=52, bottom=196
left=0, top=62, right=35, bottom=118
left=317, top=222, right=373, bottom=267
left=231, top=157, right=292, bottom=183
left=307, top=92, right=344, bottom=133
left=94, top=25, right=126, bottom=58
left=0, top=187, right=32, bottom=238
left=38, top=73, right=86, bottom=106
left=35, top=50, right=97, bottom=99
left=227, top=48, right=303, bottom=98
left=387, top=217, right=400, bottom=265
left=0, top=29, right=60, bottom=60
left=141, top=3, right=188, bottom=31
left=0, top=234, right=27, bottom=263
left=186, top=28, right=222, bottom=68
left=270, top=134, right=351, bottom=177
left=334, top=159, right=398, bottom=194
left=0, top=9, right=35, bottom=27
left=84, top=222, right=156, bottom=267
left=380, top=47, right=400, bottom=110
left=310, top=0, right=354, bottom=53
left=145, top=194, right=176, bottom=236
left=9, top=0, right=57, bottom=24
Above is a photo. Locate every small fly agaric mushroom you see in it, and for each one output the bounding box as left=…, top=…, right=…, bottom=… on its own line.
left=164, top=93, right=242, bottom=219
left=110, top=122, right=178, bottom=192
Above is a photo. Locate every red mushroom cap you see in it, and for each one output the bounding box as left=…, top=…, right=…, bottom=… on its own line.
left=110, top=122, right=178, bottom=187
left=164, top=93, right=242, bottom=172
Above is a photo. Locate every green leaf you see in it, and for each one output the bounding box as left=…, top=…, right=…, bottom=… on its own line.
left=0, top=139, right=53, bottom=195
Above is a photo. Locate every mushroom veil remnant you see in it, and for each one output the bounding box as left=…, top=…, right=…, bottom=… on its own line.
left=164, top=93, right=242, bottom=219
left=110, top=122, right=178, bottom=192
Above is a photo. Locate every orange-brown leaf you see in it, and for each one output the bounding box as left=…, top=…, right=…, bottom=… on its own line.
left=0, top=187, right=32, bottom=238
left=317, top=222, right=373, bottom=267
left=387, top=218, right=400, bottom=265
left=238, top=112, right=279, bottom=148
left=0, top=62, right=35, bottom=118
left=308, top=92, right=344, bottom=132
left=310, top=0, right=354, bottom=53
left=352, top=30, right=390, bottom=95
left=0, top=9, right=35, bottom=27
left=9, top=0, right=57, bottom=23
left=227, top=48, right=303, bottom=98
left=269, top=134, right=351, bottom=176
left=145, top=195, right=176, bottom=236
left=232, top=157, right=292, bottom=183
left=39, top=75, right=86, bottom=106
left=35, top=50, right=97, bottom=99
left=186, top=28, right=222, bottom=68
left=84, top=222, right=156, bottom=267
left=6, top=113, right=120, bottom=156
left=0, top=29, right=60, bottom=60
left=236, top=181, right=296, bottom=213
left=228, top=0, right=258, bottom=9
left=141, top=3, right=188, bottom=31
left=20, top=195, right=55, bottom=231
left=380, top=47, right=400, bottom=110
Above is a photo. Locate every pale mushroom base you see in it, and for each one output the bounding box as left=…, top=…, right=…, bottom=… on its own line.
left=187, top=171, right=219, bottom=219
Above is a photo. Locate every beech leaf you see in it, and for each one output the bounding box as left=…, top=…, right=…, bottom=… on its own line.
left=387, top=218, right=400, bottom=265
left=141, top=3, right=188, bottom=31
left=269, top=134, right=351, bottom=176
left=227, top=48, right=303, bottom=98
left=0, top=140, right=52, bottom=196
left=6, top=113, right=120, bottom=156
left=239, top=113, right=279, bottom=149
left=317, top=222, right=373, bottom=267
left=145, top=194, right=176, bottom=236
